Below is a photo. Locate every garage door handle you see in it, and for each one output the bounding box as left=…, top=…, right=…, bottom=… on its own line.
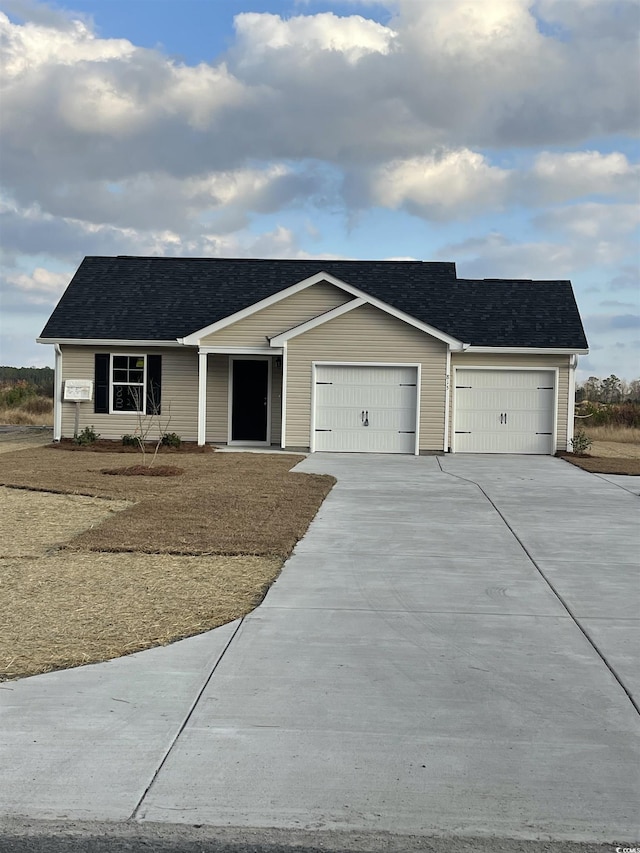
left=361, top=410, right=369, bottom=426
left=500, top=413, right=504, bottom=424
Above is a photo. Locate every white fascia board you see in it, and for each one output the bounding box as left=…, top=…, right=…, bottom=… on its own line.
left=269, top=298, right=366, bottom=345
left=179, top=269, right=464, bottom=349
left=464, top=346, right=589, bottom=355
left=198, top=346, right=282, bottom=355
left=180, top=271, right=349, bottom=345
left=37, top=338, right=182, bottom=347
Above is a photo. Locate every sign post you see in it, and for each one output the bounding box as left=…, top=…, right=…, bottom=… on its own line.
left=63, top=380, right=94, bottom=439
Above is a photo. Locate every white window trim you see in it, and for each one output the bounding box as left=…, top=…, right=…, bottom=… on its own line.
left=228, top=356, right=272, bottom=447
left=310, top=361, right=421, bottom=456
left=450, top=365, right=559, bottom=454
left=109, top=353, right=147, bottom=415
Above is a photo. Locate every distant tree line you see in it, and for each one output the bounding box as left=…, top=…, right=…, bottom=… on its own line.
left=0, top=366, right=54, bottom=397
left=576, top=375, right=640, bottom=404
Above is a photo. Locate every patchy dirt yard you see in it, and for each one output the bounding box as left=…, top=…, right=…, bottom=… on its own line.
left=0, top=426, right=53, bottom=454
left=0, top=446, right=334, bottom=681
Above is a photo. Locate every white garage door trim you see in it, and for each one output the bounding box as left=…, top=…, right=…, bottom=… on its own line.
left=311, top=362, right=421, bottom=455
left=452, top=366, right=559, bottom=454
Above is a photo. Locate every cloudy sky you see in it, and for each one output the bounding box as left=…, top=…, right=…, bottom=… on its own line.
left=1, top=0, right=638, bottom=380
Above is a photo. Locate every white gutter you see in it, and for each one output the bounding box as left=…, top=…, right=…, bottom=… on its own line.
left=54, top=344, right=63, bottom=441
left=37, top=338, right=182, bottom=347
left=567, top=353, right=578, bottom=450
left=465, top=346, right=589, bottom=355
left=443, top=347, right=451, bottom=452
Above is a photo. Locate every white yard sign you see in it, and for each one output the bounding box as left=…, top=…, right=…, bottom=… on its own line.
left=64, top=379, right=94, bottom=401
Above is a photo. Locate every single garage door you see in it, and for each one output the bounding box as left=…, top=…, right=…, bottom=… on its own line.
left=314, top=365, right=418, bottom=453
left=454, top=369, right=555, bottom=454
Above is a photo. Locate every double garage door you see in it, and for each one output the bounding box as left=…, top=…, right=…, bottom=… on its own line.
left=314, top=365, right=418, bottom=454
left=312, top=364, right=556, bottom=455
left=454, top=369, right=555, bottom=454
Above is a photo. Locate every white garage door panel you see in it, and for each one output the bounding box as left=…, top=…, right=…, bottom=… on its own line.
left=314, top=365, right=417, bottom=454
left=455, top=370, right=555, bottom=454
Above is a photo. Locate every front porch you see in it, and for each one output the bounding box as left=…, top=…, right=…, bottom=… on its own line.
left=197, top=349, right=284, bottom=448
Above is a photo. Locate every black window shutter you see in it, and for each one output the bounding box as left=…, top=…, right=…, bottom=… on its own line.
left=146, top=355, right=162, bottom=415
left=95, top=354, right=109, bottom=413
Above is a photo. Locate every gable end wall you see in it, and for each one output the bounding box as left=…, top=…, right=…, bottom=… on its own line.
left=200, top=283, right=353, bottom=347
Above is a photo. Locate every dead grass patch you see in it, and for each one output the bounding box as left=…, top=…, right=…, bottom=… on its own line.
left=0, top=448, right=335, bottom=680
left=1, top=552, right=282, bottom=681
left=581, top=425, right=640, bottom=445
left=0, top=486, right=131, bottom=557
left=0, top=403, right=53, bottom=427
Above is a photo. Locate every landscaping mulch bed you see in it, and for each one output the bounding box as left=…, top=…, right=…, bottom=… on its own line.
left=0, top=448, right=335, bottom=680
left=49, top=438, right=213, bottom=453
left=558, top=453, right=640, bottom=476
left=101, top=464, right=184, bottom=476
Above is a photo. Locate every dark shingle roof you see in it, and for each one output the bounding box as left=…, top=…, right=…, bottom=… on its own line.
left=39, top=256, right=588, bottom=349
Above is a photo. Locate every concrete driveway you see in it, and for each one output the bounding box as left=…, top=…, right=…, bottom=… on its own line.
left=1, top=454, right=638, bottom=848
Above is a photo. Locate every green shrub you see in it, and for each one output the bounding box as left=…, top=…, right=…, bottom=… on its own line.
left=0, top=381, right=38, bottom=407
left=161, top=432, right=182, bottom=448
left=121, top=434, right=139, bottom=447
left=571, top=430, right=592, bottom=455
left=75, top=425, right=99, bottom=445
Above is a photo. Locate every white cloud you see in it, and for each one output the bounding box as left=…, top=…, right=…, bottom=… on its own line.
left=531, top=151, right=640, bottom=203
left=5, top=266, right=71, bottom=304
left=233, top=11, right=397, bottom=65
left=0, top=12, right=133, bottom=77
left=367, top=150, right=511, bottom=219
left=358, top=149, right=639, bottom=220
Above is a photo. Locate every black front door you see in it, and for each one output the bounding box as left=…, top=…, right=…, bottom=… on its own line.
left=231, top=359, right=269, bottom=442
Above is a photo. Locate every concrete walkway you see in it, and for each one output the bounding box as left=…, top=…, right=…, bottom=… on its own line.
left=1, top=455, right=638, bottom=846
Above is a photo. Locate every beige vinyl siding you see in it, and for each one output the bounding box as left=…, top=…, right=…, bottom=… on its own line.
left=200, top=283, right=352, bottom=347
left=205, top=354, right=228, bottom=443
left=449, top=353, right=571, bottom=452
left=60, top=346, right=199, bottom=441
left=286, top=303, right=447, bottom=451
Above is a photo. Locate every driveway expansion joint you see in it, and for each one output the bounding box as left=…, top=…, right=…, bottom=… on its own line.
left=129, top=617, right=245, bottom=821
left=436, top=457, right=640, bottom=717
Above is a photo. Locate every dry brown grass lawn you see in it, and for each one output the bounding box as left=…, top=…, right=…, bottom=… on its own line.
left=0, top=447, right=335, bottom=681
left=1, top=551, right=281, bottom=681
left=0, top=401, right=53, bottom=426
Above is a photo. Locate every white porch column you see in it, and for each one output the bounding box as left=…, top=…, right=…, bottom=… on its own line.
left=197, top=350, right=207, bottom=446
left=280, top=343, right=287, bottom=449
left=54, top=344, right=63, bottom=441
